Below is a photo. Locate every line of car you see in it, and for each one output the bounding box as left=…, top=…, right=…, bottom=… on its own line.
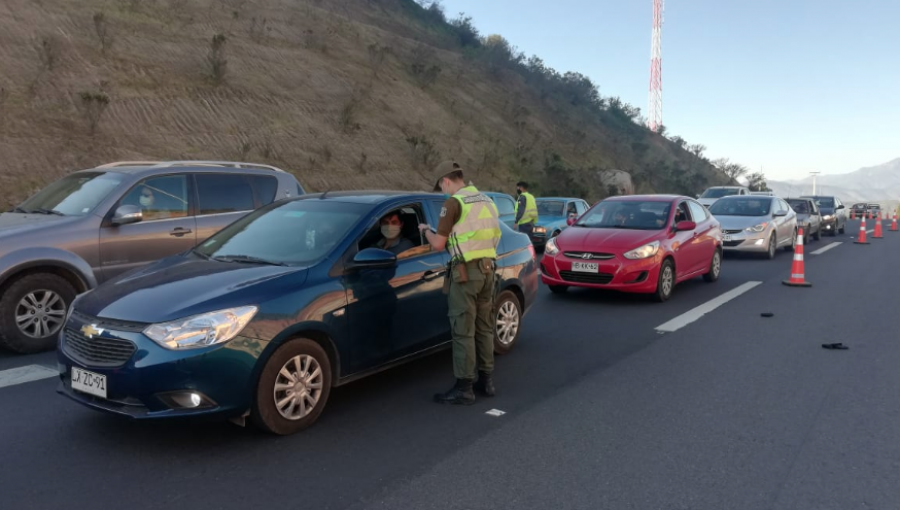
left=0, top=161, right=853, bottom=435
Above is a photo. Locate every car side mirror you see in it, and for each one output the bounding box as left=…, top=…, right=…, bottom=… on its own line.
left=837, top=204, right=845, bottom=210
left=773, top=210, right=788, bottom=217
left=349, top=248, right=397, bottom=270
left=111, top=205, right=143, bottom=226
left=675, top=220, right=696, bottom=231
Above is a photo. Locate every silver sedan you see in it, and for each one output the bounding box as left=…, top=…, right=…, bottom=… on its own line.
left=707, top=196, right=798, bottom=259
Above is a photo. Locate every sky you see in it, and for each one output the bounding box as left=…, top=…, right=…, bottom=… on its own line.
left=438, top=0, right=900, bottom=181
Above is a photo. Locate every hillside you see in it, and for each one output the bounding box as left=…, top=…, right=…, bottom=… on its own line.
left=0, top=0, right=731, bottom=208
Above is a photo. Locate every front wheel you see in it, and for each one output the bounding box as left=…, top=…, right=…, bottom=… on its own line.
left=813, top=225, right=821, bottom=240
left=251, top=338, right=332, bottom=436
left=703, top=249, right=721, bottom=283
left=0, top=273, right=76, bottom=354
left=765, top=234, right=777, bottom=260
left=784, top=230, right=797, bottom=251
left=653, top=259, right=675, bottom=302
left=493, top=290, right=522, bottom=355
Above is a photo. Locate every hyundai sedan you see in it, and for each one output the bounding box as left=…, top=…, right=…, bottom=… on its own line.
left=57, top=191, right=538, bottom=435
left=540, top=195, right=722, bottom=302
left=708, top=195, right=798, bottom=259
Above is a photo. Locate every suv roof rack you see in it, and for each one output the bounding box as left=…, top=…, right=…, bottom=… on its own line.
left=95, top=160, right=286, bottom=173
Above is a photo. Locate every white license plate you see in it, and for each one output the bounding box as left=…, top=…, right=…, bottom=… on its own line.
left=71, top=367, right=107, bottom=399
left=722, top=234, right=732, bottom=241
left=571, top=262, right=599, bottom=273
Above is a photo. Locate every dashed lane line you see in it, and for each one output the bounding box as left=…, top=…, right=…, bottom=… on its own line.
left=654, top=281, right=762, bottom=333
left=0, top=364, right=57, bottom=390
left=810, top=242, right=842, bottom=255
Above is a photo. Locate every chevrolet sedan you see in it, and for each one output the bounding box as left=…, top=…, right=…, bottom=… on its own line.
left=540, top=195, right=722, bottom=302
left=56, top=192, right=538, bottom=435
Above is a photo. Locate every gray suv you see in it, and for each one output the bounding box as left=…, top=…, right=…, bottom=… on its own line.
left=0, top=161, right=305, bottom=353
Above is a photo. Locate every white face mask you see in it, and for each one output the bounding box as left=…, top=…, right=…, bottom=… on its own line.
left=381, top=225, right=401, bottom=239
left=139, top=196, right=152, bottom=207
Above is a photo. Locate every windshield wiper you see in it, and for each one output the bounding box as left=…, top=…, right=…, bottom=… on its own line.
left=8, top=207, right=30, bottom=214
left=32, top=208, right=65, bottom=216
left=211, top=255, right=288, bottom=266
left=191, top=249, right=210, bottom=260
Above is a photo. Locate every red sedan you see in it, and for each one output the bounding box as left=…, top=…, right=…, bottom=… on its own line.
left=540, top=195, right=722, bottom=301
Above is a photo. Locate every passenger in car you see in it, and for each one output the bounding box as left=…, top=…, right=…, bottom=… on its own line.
left=375, top=212, right=415, bottom=255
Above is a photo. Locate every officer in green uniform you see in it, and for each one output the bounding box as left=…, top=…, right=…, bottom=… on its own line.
left=418, top=161, right=502, bottom=405
left=514, top=181, right=538, bottom=237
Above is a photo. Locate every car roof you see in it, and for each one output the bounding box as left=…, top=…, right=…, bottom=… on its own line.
left=604, top=194, right=687, bottom=202
left=74, top=160, right=291, bottom=178
left=536, top=197, right=582, bottom=201
left=295, top=190, right=442, bottom=204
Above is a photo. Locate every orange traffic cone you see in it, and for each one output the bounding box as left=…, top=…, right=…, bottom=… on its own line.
left=855, top=216, right=869, bottom=244
left=891, top=211, right=898, bottom=232
left=783, top=227, right=812, bottom=287
left=850, top=208, right=856, bottom=220
left=873, top=211, right=884, bottom=238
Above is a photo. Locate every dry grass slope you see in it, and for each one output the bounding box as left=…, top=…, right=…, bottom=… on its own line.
left=0, top=0, right=730, bottom=208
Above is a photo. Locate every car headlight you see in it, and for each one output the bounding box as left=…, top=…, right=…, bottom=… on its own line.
left=623, top=240, right=660, bottom=260
left=144, top=306, right=258, bottom=350
left=533, top=226, right=546, bottom=234
left=544, top=237, right=560, bottom=256
left=745, top=222, right=768, bottom=233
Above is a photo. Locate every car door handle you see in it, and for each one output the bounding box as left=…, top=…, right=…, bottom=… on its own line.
left=170, top=228, right=192, bottom=237
left=423, top=269, right=446, bottom=281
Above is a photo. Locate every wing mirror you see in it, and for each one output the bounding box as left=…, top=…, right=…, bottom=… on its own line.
left=675, top=220, right=696, bottom=231
left=836, top=204, right=845, bottom=210
left=349, top=248, right=397, bottom=270
left=773, top=210, right=788, bottom=217
left=111, top=205, right=143, bottom=226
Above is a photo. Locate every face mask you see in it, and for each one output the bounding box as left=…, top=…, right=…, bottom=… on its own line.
left=381, top=225, right=401, bottom=239
left=516, top=189, right=522, bottom=196
left=140, top=196, right=152, bottom=207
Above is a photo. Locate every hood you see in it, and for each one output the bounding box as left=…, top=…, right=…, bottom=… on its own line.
left=0, top=212, right=80, bottom=238
left=556, top=226, right=660, bottom=251
left=713, top=215, right=770, bottom=231
left=818, top=207, right=835, bottom=215
left=75, top=255, right=308, bottom=324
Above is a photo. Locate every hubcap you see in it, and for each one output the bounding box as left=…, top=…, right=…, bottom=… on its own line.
left=273, top=355, right=323, bottom=421
left=769, top=236, right=775, bottom=255
left=15, top=290, right=66, bottom=339
left=496, top=300, right=519, bottom=346
left=712, top=253, right=721, bottom=277
left=661, top=266, right=673, bottom=296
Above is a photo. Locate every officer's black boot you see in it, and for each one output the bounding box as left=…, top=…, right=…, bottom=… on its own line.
left=433, top=379, right=475, bottom=405
left=473, top=371, right=495, bottom=397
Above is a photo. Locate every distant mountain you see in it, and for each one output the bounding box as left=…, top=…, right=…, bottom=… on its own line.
left=766, top=158, right=900, bottom=205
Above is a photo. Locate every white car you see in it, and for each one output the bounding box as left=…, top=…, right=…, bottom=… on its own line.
left=697, top=185, right=751, bottom=208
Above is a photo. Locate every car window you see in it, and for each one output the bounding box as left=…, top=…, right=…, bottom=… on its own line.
left=779, top=199, right=791, bottom=213
left=787, top=199, right=809, bottom=214
left=674, top=201, right=691, bottom=224
left=19, top=171, right=126, bottom=216
left=576, top=200, right=671, bottom=230
left=494, top=196, right=515, bottom=216
left=537, top=200, right=566, bottom=216
left=196, top=174, right=255, bottom=215
left=565, top=201, right=578, bottom=217
left=575, top=201, right=588, bottom=214
left=687, top=201, right=708, bottom=222
left=358, top=204, right=430, bottom=259
left=119, top=174, right=189, bottom=221
left=250, top=175, right=279, bottom=206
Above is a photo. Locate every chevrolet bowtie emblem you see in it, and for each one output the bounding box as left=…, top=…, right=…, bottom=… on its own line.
left=81, top=324, right=104, bottom=338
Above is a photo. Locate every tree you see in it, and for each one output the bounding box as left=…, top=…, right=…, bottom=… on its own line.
left=711, top=157, right=748, bottom=181
left=746, top=172, right=770, bottom=192
left=687, top=143, right=707, bottom=158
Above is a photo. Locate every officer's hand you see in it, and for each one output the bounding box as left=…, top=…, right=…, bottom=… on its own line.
left=418, top=223, right=431, bottom=233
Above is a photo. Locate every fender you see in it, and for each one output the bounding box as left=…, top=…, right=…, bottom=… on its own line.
left=0, top=247, right=97, bottom=291
left=252, top=320, right=343, bottom=385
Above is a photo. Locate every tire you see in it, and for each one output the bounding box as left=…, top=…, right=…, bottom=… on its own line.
left=251, top=338, right=332, bottom=436
left=653, top=259, right=675, bottom=302
left=838, top=221, right=845, bottom=234
left=813, top=225, right=821, bottom=241
left=783, top=230, right=797, bottom=252
left=765, top=233, right=777, bottom=260
left=703, top=249, right=721, bottom=283
left=548, top=285, right=568, bottom=294
left=493, top=290, right=522, bottom=355
left=0, top=273, right=76, bottom=354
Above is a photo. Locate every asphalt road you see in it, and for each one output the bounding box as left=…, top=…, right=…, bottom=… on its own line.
left=1, top=220, right=898, bottom=510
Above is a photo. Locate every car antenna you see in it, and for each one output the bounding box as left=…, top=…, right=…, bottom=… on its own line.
left=319, top=188, right=330, bottom=199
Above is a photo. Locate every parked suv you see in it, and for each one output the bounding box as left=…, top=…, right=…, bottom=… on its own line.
left=785, top=197, right=822, bottom=243
left=799, top=195, right=846, bottom=236
left=0, top=161, right=304, bottom=353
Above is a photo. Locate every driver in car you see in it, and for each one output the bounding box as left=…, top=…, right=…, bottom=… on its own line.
left=375, top=212, right=415, bottom=255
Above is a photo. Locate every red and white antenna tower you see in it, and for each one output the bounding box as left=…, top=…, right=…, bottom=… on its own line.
left=648, top=0, right=665, bottom=132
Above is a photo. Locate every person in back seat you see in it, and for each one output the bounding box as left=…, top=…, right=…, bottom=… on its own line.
left=376, top=212, right=415, bottom=255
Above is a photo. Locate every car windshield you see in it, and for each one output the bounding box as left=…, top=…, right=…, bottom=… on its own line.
left=708, top=198, right=772, bottom=217
left=806, top=197, right=834, bottom=208
left=786, top=200, right=809, bottom=214
left=194, top=200, right=367, bottom=266
left=537, top=200, right=565, bottom=217
left=575, top=200, right=671, bottom=230
left=700, top=188, right=740, bottom=199
left=17, top=172, right=125, bottom=216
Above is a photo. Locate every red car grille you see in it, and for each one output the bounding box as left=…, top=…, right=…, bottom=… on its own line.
left=559, top=271, right=614, bottom=284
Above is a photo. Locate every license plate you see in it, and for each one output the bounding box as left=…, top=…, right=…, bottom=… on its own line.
left=71, top=367, right=107, bottom=399
left=571, top=262, right=599, bottom=273
left=722, top=234, right=732, bottom=241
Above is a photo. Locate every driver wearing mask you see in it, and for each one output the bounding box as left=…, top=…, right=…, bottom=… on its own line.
left=375, top=212, right=415, bottom=255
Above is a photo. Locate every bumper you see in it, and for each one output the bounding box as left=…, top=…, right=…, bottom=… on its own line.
left=720, top=231, right=770, bottom=252
left=57, top=325, right=268, bottom=420
left=539, top=252, right=661, bottom=293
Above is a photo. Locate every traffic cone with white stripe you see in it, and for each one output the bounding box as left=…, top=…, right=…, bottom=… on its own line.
left=873, top=211, right=884, bottom=238
left=854, top=215, right=869, bottom=244
left=891, top=210, right=898, bottom=232
left=783, top=227, right=812, bottom=287
left=850, top=208, right=856, bottom=220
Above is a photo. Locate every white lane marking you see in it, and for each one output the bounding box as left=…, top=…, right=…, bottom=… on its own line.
left=867, top=229, right=875, bottom=234
left=485, top=409, right=506, bottom=417
left=810, top=242, right=842, bottom=255
left=0, top=364, right=57, bottom=389
left=655, top=281, right=762, bottom=333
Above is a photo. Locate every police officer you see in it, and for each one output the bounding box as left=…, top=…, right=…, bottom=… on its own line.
left=514, top=181, right=538, bottom=236
left=419, top=161, right=502, bottom=405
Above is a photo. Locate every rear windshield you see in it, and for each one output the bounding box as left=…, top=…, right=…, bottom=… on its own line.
left=805, top=197, right=834, bottom=208
left=786, top=200, right=810, bottom=214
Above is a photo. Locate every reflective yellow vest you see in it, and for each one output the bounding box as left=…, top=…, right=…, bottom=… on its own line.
left=448, top=186, right=502, bottom=262
left=514, top=191, right=538, bottom=225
